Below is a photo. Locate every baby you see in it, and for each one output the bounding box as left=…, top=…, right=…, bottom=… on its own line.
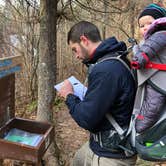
left=131, top=3, right=166, bottom=133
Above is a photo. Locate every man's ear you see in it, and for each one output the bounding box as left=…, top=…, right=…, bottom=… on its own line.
left=80, top=35, right=88, bottom=45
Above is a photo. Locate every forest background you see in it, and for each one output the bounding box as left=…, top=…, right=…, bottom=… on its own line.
left=0, top=0, right=165, bottom=166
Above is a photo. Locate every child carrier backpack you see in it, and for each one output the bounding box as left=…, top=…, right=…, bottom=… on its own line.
left=92, top=52, right=166, bottom=161
left=130, top=83, right=166, bottom=161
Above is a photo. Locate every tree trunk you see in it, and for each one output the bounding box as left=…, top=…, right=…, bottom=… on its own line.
left=37, top=0, right=60, bottom=165
left=102, top=0, right=108, bottom=40
left=130, top=0, right=136, bottom=38
left=37, top=0, right=56, bottom=126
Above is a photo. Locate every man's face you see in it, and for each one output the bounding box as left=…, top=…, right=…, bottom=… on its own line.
left=69, top=41, right=89, bottom=61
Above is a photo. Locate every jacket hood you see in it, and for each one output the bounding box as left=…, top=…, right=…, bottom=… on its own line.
left=144, top=17, right=166, bottom=39
left=83, top=37, right=127, bottom=65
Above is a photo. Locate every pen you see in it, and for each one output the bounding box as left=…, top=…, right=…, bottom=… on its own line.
left=73, top=83, right=78, bottom=85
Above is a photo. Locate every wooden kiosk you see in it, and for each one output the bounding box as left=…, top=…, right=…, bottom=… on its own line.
left=0, top=56, right=54, bottom=165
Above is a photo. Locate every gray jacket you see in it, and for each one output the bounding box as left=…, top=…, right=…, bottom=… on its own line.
left=136, top=30, right=166, bottom=92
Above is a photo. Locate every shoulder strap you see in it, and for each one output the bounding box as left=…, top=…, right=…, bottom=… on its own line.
left=97, top=54, right=136, bottom=81
left=98, top=54, right=136, bottom=138
left=87, top=54, right=136, bottom=137
left=106, top=113, right=126, bottom=139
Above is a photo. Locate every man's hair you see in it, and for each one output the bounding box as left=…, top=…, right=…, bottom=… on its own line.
left=67, top=21, right=101, bottom=44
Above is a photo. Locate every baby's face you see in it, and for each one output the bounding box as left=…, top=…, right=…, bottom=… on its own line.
left=138, top=15, right=155, bottom=38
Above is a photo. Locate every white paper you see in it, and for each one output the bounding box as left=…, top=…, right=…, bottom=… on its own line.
left=54, top=76, right=87, bottom=101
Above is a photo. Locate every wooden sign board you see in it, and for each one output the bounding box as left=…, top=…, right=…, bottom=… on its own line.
left=0, top=55, right=22, bottom=78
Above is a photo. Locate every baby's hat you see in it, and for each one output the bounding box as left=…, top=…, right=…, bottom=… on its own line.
left=138, top=3, right=166, bottom=20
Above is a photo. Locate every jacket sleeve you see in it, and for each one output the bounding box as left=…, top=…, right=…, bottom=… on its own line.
left=65, top=62, right=121, bottom=132
left=132, top=31, right=166, bottom=69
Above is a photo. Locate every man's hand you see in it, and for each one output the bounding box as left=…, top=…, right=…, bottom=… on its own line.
left=58, top=79, right=74, bottom=99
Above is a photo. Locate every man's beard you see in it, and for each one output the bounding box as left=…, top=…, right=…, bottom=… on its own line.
left=80, top=44, right=90, bottom=63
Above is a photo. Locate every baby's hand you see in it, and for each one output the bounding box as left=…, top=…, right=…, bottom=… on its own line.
left=131, top=51, right=149, bottom=69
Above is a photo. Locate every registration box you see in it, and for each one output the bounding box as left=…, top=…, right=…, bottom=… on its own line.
left=0, top=56, right=54, bottom=164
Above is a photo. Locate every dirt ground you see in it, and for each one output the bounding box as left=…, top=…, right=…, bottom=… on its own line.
left=54, top=104, right=88, bottom=166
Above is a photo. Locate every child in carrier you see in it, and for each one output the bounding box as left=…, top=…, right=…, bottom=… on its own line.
left=131, top=3, right=166, bottom=134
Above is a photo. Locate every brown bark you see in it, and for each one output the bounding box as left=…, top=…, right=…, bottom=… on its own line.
left=37, top=0, right=56, bottom=123
left=37, top=0, right=60, bottom=165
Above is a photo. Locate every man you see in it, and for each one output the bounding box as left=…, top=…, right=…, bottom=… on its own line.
left=58, top=21, right=137, bottom=166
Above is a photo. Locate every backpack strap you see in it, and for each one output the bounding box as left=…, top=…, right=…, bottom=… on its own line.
left=90, top=53, right=137, bottom=156
left=96, top=54, right=136, bottom=139
left=106, top=113, right=126, bottom=139
left=87, top=53, right=136, bottom=85
left=97, top=54, right=136, bottom=81
left=87, top=53, right=136, bottom=139
left=145, top=61, right=166, bottom=70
